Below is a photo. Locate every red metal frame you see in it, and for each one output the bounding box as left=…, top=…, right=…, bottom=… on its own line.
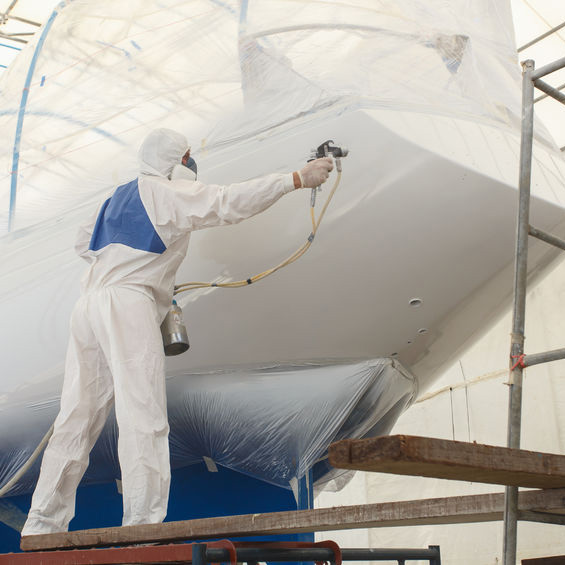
left=0, top=539, right=237, bottom=565
left=0, top=539, right=339, bottom=565
left=233, top=540, right=342, bottom=565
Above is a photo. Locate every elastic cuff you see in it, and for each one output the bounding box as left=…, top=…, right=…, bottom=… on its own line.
left=283, top=172, right=297, bottom=193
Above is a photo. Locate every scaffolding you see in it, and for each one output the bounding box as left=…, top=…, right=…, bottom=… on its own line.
left=324, top=54, right=565, bottom=565
left=504, top=54, right=565, bottom=565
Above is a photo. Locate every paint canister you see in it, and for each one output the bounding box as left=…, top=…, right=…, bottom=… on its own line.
left=160, top=300, right=190, bottom=356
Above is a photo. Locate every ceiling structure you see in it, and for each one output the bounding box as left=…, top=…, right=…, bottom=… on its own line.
left=0, top=1, right=564, bottom=146
left=0, top=0, right=48, bottom=70
left=511, top=0, right=565, bottom=148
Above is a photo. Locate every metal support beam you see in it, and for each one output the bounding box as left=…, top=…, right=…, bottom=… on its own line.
left=210, top=547, right=442, bottom=563
left=0, top=31, right=34, bottom=37
left=7, top=15, right=41, bottom=27
left=1, top=543, right=443, bottom=565
left=0, top=32, right=26, bottom=44
left=529, top=225, right=565, bottom=251
left=518, top=21, right=565, bottom=52
left=193, top=543, right=207, bottom=565
left=534, top=79, right=565, bottom=105
left=531, top=57, right=565, bottom=81
left=535, top=82, right=565, bottom=103
left=522, top=347, right=565, bottom=367
left=503, top=58, right=535, bottom=565
left=3, top=0, right=19, bottom=18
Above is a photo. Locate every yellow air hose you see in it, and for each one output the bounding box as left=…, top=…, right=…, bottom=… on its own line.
left=174, top=168, right=342, bottom=295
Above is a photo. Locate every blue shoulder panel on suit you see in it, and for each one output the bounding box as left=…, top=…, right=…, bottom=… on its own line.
left=89, top=179, right=166, bottom=254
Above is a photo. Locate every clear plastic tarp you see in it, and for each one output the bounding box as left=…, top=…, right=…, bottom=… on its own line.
left=0, top=0, right=542, bottom=233
left=1, top=0, right=561, bottom=499
left=0, top=359, right=416, bottom=496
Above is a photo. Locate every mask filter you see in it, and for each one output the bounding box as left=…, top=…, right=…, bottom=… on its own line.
left=160, top=300, right=190, bottom=356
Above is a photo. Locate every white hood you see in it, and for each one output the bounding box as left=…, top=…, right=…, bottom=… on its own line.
left=137, top=128, right=189, bottom=178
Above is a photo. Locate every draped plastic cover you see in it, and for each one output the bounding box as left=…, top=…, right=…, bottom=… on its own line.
left=0, top=0, right=540, bottom=497
left=0, top=0, right=536, bottom=234
left=0, top=359, right=416, bottom=496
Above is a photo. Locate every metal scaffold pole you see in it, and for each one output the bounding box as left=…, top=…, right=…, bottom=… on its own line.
left=503, top=58, right=535, bottom=565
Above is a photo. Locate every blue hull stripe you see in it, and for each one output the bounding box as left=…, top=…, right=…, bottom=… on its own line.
left=89, top=179, right=166, bottom=254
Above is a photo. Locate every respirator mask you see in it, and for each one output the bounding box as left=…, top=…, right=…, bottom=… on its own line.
left=170, top=151, right=198, bottom=181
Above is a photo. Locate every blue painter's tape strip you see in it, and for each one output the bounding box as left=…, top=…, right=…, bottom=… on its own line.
left=0, top=43, right=22, bottom=51
left=8, top=2, right=67, bottom=232
left=40, top=75, right=45, bottom=86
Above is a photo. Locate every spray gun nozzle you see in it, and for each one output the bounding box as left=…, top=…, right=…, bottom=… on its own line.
left=314, top=140, right=348, bottom=160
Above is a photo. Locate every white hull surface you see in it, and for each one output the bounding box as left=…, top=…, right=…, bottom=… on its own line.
left=2, top=108, right=565, bottom=454
left=6, top=108, right=565, bottom=393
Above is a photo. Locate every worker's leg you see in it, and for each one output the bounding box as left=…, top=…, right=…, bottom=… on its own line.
left=95, top=287, right=170, bottom=526
left=22, top=296, right=114, bottom=535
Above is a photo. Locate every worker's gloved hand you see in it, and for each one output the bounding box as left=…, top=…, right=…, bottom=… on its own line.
left=297, top=157, right=334, bottom=188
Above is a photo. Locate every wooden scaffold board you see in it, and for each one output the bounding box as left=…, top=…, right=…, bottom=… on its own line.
left=329, top=435, right=565, bottom=488
left=21, top=488, right=565, bottom=552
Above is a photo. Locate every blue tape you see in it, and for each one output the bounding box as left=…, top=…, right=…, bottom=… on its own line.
left=9, top=4, right=65, bottom=231
left=0, top=43, right=22, bottom=51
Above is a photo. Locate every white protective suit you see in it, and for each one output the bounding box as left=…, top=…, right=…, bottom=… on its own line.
left=21, top=128, right=297, bottom=535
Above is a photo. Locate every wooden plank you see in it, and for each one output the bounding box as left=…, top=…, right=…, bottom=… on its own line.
left=329, top=435, right=565, bottom=488
left=1, top=543, right=196, bottom=564
left=522, top=556, right=565, bottom=564
left=21, top=488, right=565, bottom=551
left=519, top=510, right=565, bottom=526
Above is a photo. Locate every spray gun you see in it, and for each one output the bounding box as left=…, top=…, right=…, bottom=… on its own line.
left=309, top=140, right=349, bottom=206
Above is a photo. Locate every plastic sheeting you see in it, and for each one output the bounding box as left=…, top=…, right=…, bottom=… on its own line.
left=0, top=359, right=416, bottom=496
left=0, top=0, right=547, bottom=233
left=1, top=0, right=564, bottom=502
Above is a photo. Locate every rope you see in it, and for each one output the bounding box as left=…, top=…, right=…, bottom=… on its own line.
left=510, top=353, right=526, bottom=371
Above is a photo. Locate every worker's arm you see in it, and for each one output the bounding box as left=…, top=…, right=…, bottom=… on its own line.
left=174, top=172, right=295, bottom=228
left=141, top=158, right=332, bottom=243
left=140, top=173, right=293, bottom=245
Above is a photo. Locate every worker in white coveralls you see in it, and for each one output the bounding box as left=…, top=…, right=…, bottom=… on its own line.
left=21, top=128, right=333, bottom=536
